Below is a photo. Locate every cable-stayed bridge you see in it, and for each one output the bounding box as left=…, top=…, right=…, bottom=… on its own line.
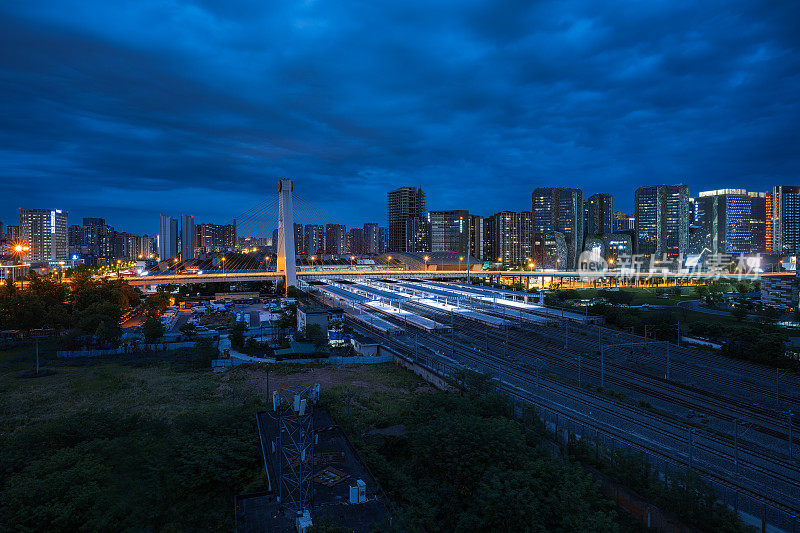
left=122, top=179, right=766, bottom=288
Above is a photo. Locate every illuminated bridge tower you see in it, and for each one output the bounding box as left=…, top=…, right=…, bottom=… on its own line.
left=277, top=179, right=297, bottom=290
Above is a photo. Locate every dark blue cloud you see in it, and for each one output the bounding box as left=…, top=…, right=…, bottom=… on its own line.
left=1, top=0, right=798, bottom=234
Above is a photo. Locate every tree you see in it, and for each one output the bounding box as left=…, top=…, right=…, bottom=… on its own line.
left=731, top=305, right=748, bottom=322
left=301, top=324, right=329, bottom=351
left=94, top=320, right=122, bottom=348
left=229, top=321, right=247, bottom=348
left=142, top=317, right=164, bottom=345
left=179, top=322, right=197, bottom=339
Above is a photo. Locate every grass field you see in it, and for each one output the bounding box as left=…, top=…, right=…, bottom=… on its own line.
left=0, top=343, right=431, bottom=532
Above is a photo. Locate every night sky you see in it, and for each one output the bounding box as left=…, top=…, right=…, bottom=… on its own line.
left=1, top=0, right=798, bottom=235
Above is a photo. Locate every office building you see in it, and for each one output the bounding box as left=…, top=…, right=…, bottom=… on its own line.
left=695, top=189, right=759, bottom=256
left=771, top=186, right=800, bottom=255
left=325, top=224, right=347, bottom=255
left=305, top=225, right=325, bottom=256
left=766, top=192, right=773, bottom=252
left=180, top=214, right=195, bottom=260
left=158, top=214, right=179, bottom=260
left=387, top=186, right=425, bottom=252
left=585, top=193, right=613, bottom=235
left=613, top=212, right=635, bottom=232
left=634, top=185, right=690, bottom=257
left=428, top=210, right=470, bottom=254
left=486, top=211, right=532, bottom=266
left=533, top=231, right=567, bottom=269
left=532, top=187, right=583, bottom=268
left=749, top=192, right=768, bottom=254
left=19, top=208, right=68, bottom=262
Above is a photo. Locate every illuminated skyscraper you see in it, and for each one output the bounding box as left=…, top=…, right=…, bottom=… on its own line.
left=158, top=214, right=178, bottom=260
left=772, top=186, right=800, bottom=255
left=486, top=211, right=532, bottom=266
left=532, top=187, right=583, bottom=268
left=180, top=214, right=195, bottom=260
left=19, top=208, right=68, bottom=262
left=696, top=189, right=764, bottom=256
left=387, top=186, right=425, bottom=252
left=634, top=185, right=690, bottom=257
left=428, top=210, right=469, bottom=254
left=585, top=193, right=613, bottom=235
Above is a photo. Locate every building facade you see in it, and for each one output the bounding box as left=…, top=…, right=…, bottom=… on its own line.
left=19, top=208, right=68, bottom=263
left=180, top=214, right=195, bottom=260
left=387, top=186, right=425, bottom=252
left=771, top=186, right=800, bottom=255
left=486, top=211, right=532, bottom=266
left=634, top=184, right=690, bottom=257
left=532, top=187, right=583, bottom=268
left=428, top=210, right=470, bottom=254
left=158, top=214, right=178, bottom=260
left=586, top=193, right=613, bottom=235
left=325, top=224, right=347, bottom=255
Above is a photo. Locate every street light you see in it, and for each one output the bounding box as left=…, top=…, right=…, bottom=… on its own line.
left=424, top=255, right=429, bottom=270
left=220, top=256, right=226, bottom=275
left=350, top=255, right=355, bottom=269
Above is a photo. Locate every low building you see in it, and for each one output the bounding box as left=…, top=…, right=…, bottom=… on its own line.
left=297, top=305, right=343, bottom=332
left=761, top=274, right=798, bottom=312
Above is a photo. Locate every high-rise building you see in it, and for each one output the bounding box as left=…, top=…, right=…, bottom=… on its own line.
left=82, top=217, right=113, bottom=257
left=113, top=232, right=141, bottom=260
left=6, top=225, right=20, bottom=241
left=585, top=193, right=613, bottom=235
left=378, top=227, right=388, bottom=253
left=139, top=235, right=154, bottom=258
left=532, top=187, right=583, bottom=268
left=404, top=217, right=430, bottom=253
left=771, top=186, right=800, bottom=256
left=428, top=210, right=469, bottom=254
left=362, top=223, right=380, bottom=254
left=293, top=223, right=304, bottom=255
left=486, top=211, right=532, bottom=266
left=349, top=228, right=364, bottom=255
left=180, top=214, right=195, bottom=260
left=19, top=208, right=68, bottom=262
left=158, top=214, right=178, bottom=260
left=749, top=192, right=767, bottom=254
left=387, top=186, right=425, bottom=252
left=634, top=185, right=690, bottom=257
left=304, top=225, right=325, bottom=256
left=766, top=192, right=773, bottom=253
left=612, top=212, right=635, bottom=232
left=325, top=224, right=347, bottom=255
left=695, top=189, right=756, bottom=256
left=469, top=214, right=484, bottom=261
left=196, top=222, right=236, bottom=252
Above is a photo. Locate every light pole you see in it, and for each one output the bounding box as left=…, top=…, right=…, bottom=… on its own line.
left=220, top=256, right=226, bottom=275
left=350, top=255, right=355, bottom=269
left=12, top=243, right=30, bottom=289
left=424, top=255, right=429, bottom=271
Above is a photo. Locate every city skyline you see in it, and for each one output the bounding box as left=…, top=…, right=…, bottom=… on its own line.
left=2, top=1, right=798, bottom=233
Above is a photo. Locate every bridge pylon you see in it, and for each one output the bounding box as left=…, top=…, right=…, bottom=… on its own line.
left=277, top=179, right=297, bottom=291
